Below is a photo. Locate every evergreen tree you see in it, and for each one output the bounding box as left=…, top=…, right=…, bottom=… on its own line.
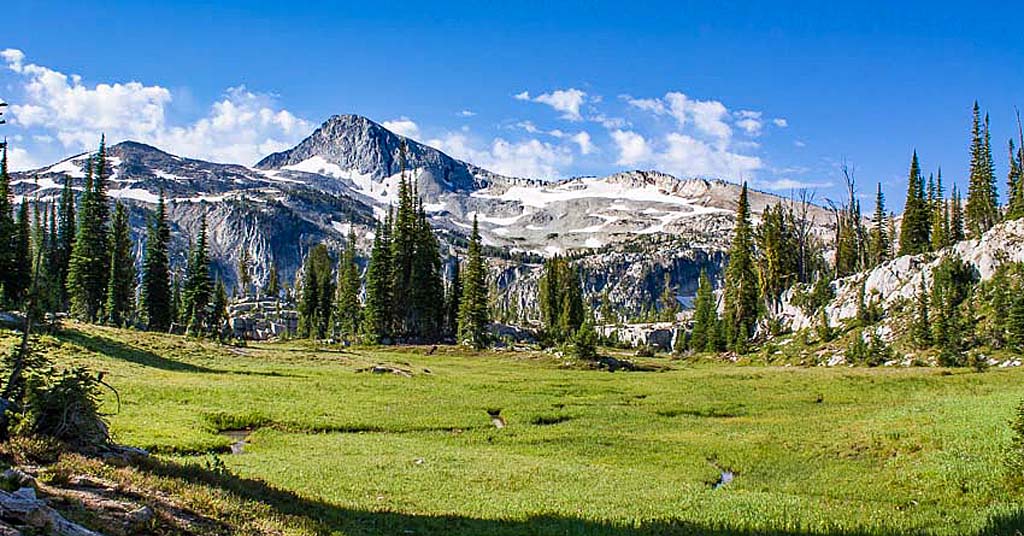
left=868, top=183, right=890, bottom=266
left=834, top=167, right=867, bottom=277
left=911, top=281, right=931, bottom=349
left=29, top=202, right=58, bottom=318
left=722, top=182, right=760, bottom=351
left=930, top=170, right=949, bottom=250
left=170, top=275, right=181, bottom=327
left=264, top=262, right=280, bottom=298
left=104, top=201, right=135, bottom=326
left=298, top=243, right=334, bottom=339
left=67, top=147, right=110, bottom=321
left=0, top=148, right=16, bottom=305
left=1007, top=139, right=1024, bottom=221
left=965, top=103, right=999, bottom=236
left=756, top=203, right=798, bottom=314
left=210, top=278, right=229, bottom=338
left=950, top=184, right=965, bottom=242
left=142, top=192, right=172, bottom=331
left=538, top=256, right=584, bottom=343
left=362, top=218, right=393, bottom=344
left=457, top=216, right=490, bottom=348
left=236, top=247, right=252, bottom=297
left=183, top=215, right=212, bottom=336
left=10, top=200, right=31, bottom=305
left=334, top=229, right=362, bottom=341
left=930, top=255, right=975, bottom=352
left=689, top=269, right=719, bottom=353
left=55, top=175, right=76, bottom=307
left=408, top=200, right=445, bottom=341
left=899, top=151, right=930, bottom=255
left=444, top=256, right=462, bottom=339
left=1008, top=291, right=1024, bottom=352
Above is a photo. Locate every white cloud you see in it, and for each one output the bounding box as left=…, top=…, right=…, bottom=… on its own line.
left=1, top=49, right=312, bottom=165
left=382, top=117, right=420, bottom=139
left=794, top=140, right=806, bottom=147
left=610, top=130, right=652, bottom=165
left=759, top=178, right=829, bottom=190
left=429, top=132, right=572, bottom=179
left=457, top=109, right=476, bottom=117
left=734, top=110, right=763, bottom=136
left=773, top=118, right=788, bottom=128
left=516, top=88, right=588, bottom=121
left=5, top=147, right=43, bottom=172
left=571, top=131, right=594, bottom=155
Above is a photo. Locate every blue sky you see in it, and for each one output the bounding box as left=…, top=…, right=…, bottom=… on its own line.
left=2, top=1, right=1022, bottom=209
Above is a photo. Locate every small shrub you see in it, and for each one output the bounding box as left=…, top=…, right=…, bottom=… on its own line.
left=938, top=346, right=966, bottom=368
left=968, top=351, right=990, bottom=373
left=15, top=366, right=109, bottom=452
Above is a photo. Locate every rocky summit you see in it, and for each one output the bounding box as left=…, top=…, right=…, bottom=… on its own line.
left=11, top=114, right=835, bottom=316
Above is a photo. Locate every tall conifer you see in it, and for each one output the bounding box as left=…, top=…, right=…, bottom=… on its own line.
left=142, top=192, right=172, bottom=330
left=457, top=216, right=489, bottom=348
left=722, top=182, right=759, bottom=352
left=899, top=151, right=930, bottom=255
left=965, top=103, right=999, bottom=236
left=104, top=201, right=135, bottom=326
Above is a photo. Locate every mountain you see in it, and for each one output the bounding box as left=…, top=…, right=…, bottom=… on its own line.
left=10, top=114, right=835, bottom=317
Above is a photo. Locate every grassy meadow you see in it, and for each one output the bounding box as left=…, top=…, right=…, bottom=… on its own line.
left=4, top=322, right=1024, bottom=535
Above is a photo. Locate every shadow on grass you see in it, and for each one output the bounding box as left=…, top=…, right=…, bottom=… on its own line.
left=131, top=456, right=1024, bottom=536
left=57, top=329, right=298, bottom=377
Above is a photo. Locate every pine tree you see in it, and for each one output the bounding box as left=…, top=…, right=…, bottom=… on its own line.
left=868, top=183, right=890, bottom=266
left=755, top=203, right=798, bottom=314
left=264, top=262, right=280, bottom=298
left=298, top=243, right=334, bottom=339
left=834, top=167, right=866, bottom=277
left=538, top=256, right=584, bottom=343
left=950, top=184, right=965, bottom=242
left=911, top=281, right=931, bottom=349
left=55, top=175, right=76, bottom=307
left=142, top=192, right=171, bottom=331
left=29, top=202, right=58, bottom=318
left=408, top=200, right=445, bottom=341
left=1006, top=139, right=1024, bottom=221
left=183, top=215, right=212, bottom=336
left=0, top=148, right=17, bottom=306
left=362, top=218, right=393, bottom=344
left=444, top=256, right=462, bottom=339
left=334, top=229, right=361, bottom=341
left=236, top=247, right=252, bottom=297
left=722, top=182, right=760, bottom=351
left=104, top=201, right=135, bottom=326
left=10, top=200, right=32, bottom=305
left=899, top=151, right=930, bottom=255
left=965, top=103, right=999, bottom=236
left=210, top=278, right=229, bottom=339
left=930, top=170, right=949, bottom=250
left=457, top=216, right=489, bottom=348
left=1008, top=291, right=1024, bottom=352
left=170, top=275, right=181, bottom=327
left=68, top=147, right=111, bottom=321
left=689, top=269, right=719, bottom=353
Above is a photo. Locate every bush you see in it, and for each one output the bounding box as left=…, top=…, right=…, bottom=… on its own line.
left=14, top=366, right=110, bottom=452
left=570, top=322, right=599, bottom=361
left=846, top=331, right=868, bottom=364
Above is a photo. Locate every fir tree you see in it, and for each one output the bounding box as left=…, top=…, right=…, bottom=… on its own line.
left=930, top=170, right=949, bottom=250
left=834, top=166, right=867, bottom=277
left=264, top=262, right=280, bottom=298
left=457, top=216, right=489, bottom=348
left=1006, top=139, right=1024, bottom=221
left=444, top=256, right=462, bottom=339
left=55, top=175, right=76, bottom=307
left=183, top=215, right=212, bottom=336
left=142, top=192, right=171, bottom=331
left=408, top=200, right=445, bottom=341
left=0, top=148, right=16, bottom=305
left=362, top=218, right=393, bottom=344
left=722, top=182, right=760, bottom=351
left=67, top=147, right=110, bottom=321
left=104, top=201, right=135, bottom=327
left=930, top=255, right=975, bottom=352
left=899, top=151, right=930, bottom=255
left=868, top=183, right=890, bottom=266
left=950, top=184, right=965, bottom=242
left=689, top=269, right=719, bottom=353
left=538, top=256, right=584, bottom=343
left=298, top=243, right=334, bottom=340
left=210, top=278, right=229, bottom=339
left=965, top=103, right=999, bottom=236
left=10, top=200, right=31, bottom=305
left=911, top=281, right=931, bottom=349
left=756, top=203, right=798, bottom=314
left=1008, top=291, right=1024, bottom=352
left=236, top=247, right=252, bottom=297
left=334, top=229, right=362, bottom=341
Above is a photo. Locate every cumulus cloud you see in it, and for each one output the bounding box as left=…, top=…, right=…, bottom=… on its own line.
left=382, top=117, right=421, bottom=139
left=772, top=118, right=788, bottom=128
left=1, top=48, right=312, bottom=165
left=734, top=110, right=763, bottom=136
left=429, top=132, right=572, bottom=179
left=457, top=109, right=476, bottom=117
left=5, top=147, right=43, bottom=172
left=610, top=130, right=652, bottom=165
left=571, top=131, right=594, bottom=155
left=515, top=88, right=588, bottom=121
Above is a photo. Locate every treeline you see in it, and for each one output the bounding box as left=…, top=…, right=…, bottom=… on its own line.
left=0, top=138, right=228, bottom=337
left=294, top=144, right=491, bottom=348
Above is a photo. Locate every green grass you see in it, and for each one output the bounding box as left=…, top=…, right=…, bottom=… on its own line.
left=5, top=323, right=1024, bottom=535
